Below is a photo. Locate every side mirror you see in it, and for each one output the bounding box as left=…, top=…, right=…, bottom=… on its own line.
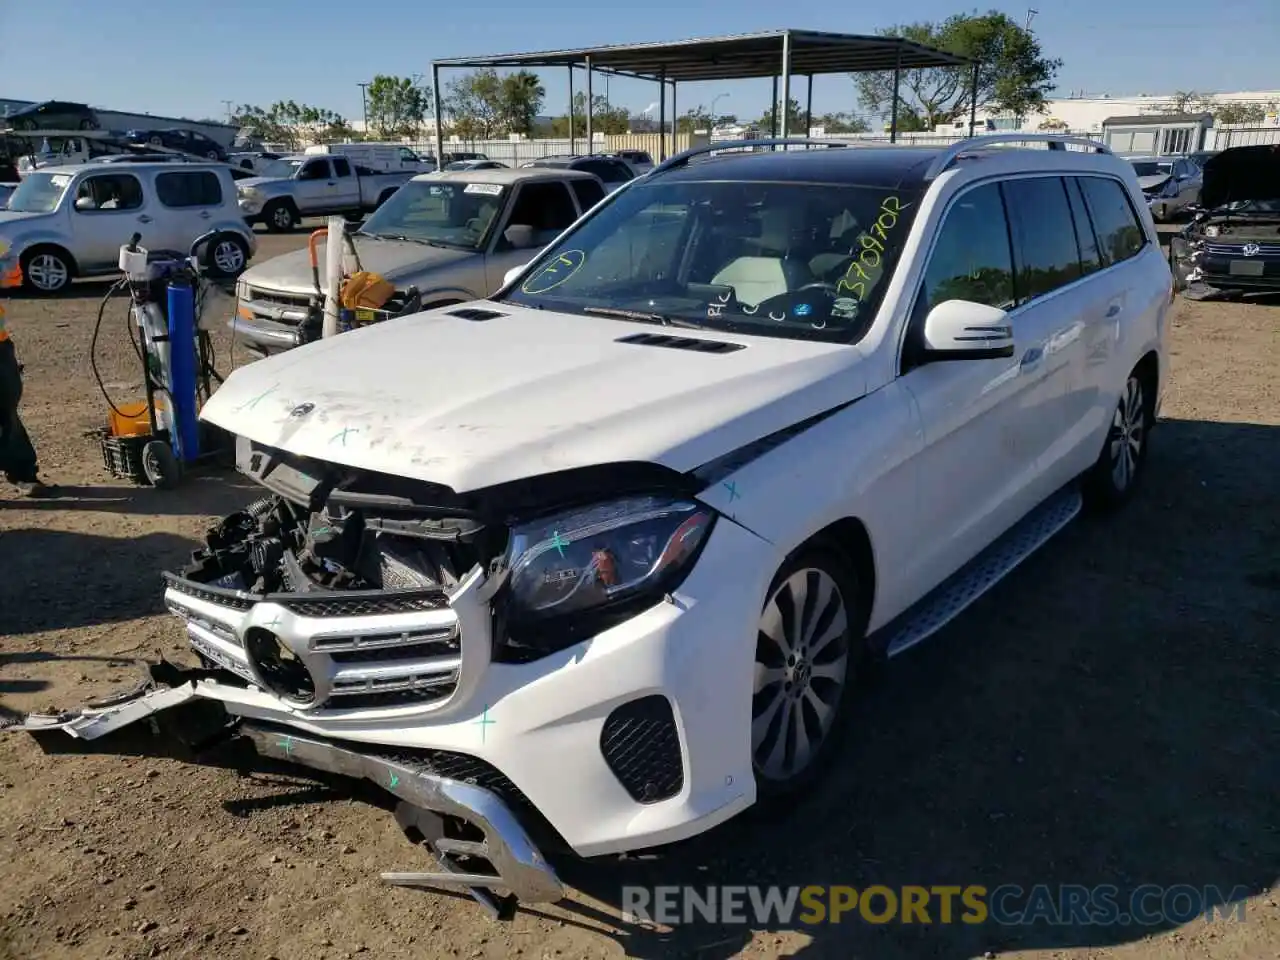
left=503, top=263, right=530, bottom=288
left=921, top=299, right=1015, bottom=360
left=503, top=224, right=535, bottom=250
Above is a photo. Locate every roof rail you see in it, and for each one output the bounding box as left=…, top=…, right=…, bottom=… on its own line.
left=652, top=138, right=852, bottom=175
left=923, top=133, right=1112, bottom=180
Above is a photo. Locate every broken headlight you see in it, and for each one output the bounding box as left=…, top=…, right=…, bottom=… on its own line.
left=501, top=496, right=715, bottom=644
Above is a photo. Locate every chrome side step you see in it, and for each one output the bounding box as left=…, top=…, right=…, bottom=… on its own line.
left=882, top=485, right=1083, bottom=659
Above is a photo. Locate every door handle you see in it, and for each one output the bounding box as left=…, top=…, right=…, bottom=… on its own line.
left=1020, top=345, right=1043, bottom=370
left=1105, top=303, right=1122, bottom=318
left=199, top=211, right=211, bottom=219
left=137, top=215, right=152, bottom=223
left=327, top=181, right=336, bottom=186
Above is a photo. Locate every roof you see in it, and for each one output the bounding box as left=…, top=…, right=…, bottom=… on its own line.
left=656, top=146, right=947, bottom=189
left=32, top=160, right=228, bottom=176
left=1102, top=113, right=1214, bottom=126
left=432, top=30, right=971, bottom=84
left=411, top=167, right=597, bottom=184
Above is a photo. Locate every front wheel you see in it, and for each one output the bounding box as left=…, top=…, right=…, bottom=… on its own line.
left=142, top=440, right=181, bottom=489
left=204, top=233, right=250, bottom=279
left=1083, top=369, right=1153, bottom=510
left=752, top=546, right=868, bottom=799
left=20, top=247, right=73, bottom=294
left=262, top=200, right=297, bottom=233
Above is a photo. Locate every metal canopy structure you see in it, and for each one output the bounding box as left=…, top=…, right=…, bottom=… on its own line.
left=429, top=30, right=977, bottom=166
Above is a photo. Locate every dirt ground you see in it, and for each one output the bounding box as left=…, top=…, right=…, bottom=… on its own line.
left=1, top=223, right=1277, bottom=960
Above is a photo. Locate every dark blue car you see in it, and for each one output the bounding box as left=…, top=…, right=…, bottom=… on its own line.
left=125, top=128, right=228, bottom=161
left=5, top=100, right=100, bottom=131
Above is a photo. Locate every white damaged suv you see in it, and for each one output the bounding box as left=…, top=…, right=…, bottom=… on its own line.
left=18, top=136, right=1171, bottom=912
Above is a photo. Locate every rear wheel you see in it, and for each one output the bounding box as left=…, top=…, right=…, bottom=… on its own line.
left=1083, top=368, right=1153, bottom=510
left=752, top=546, right=868, bottom=799
left=204, top=233, right=250, bottom=279
left=142, top=440, right=181, bottom=489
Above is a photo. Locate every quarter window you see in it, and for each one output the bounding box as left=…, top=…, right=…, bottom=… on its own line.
left=1065, top=177, right=1102, bottom=275
left=920, top=181, right=1015, bottom=311
left=1001, top=176, right=1083, bottom=302
left=332, top=158, right=352, bottom=177
left=570, top=177, right=606, bottom=211
left=500, top=182, right=578, bottom=248
left=155, top=170, right=223, bottom=208
left=1078, top=176, right=1146, bottom=266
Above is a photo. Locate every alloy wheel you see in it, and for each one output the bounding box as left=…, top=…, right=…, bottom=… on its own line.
left=753, top=567, right=851, bottom=782
left=212, top=240, right=245, bottom=274
left=271, top=207, right=293, bottom=230
left=26, top=253, right=69, bottom=292
left=1109, top=376, right=1145, bottom=491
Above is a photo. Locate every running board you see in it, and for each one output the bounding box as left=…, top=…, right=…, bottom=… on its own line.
left=880, top=485, right=1083, bottom=659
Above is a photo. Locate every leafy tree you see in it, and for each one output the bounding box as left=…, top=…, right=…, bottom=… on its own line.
left=366, top=74, right=431, bottom=139
left=547, top=93, right=630, bottom=137
left=758, top=97, right=806, bottom=133
left=854, top=11, right=1061, bottom=130
left=499, top=70, right=546, bottom=136
left=1211, top=100, right=1275, bottom=124
left=677, top=106, right=714, bottom=134
left=444, top=68, right=505, bottom=139
left=230, top=101, right=349, bottom=148
left=815, top=112, right=870, bottom=134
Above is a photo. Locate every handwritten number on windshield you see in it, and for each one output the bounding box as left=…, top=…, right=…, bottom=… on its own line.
left=836, top=196, right=905, bottom=302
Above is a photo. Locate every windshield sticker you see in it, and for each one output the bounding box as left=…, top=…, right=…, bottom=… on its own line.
left=831, top=298, right=860, bottom=320
left=837, top=195, right=908, bottom=302
left=50, top=175, right=72, bottom=188
left=521, top=249, right=586, bottom=294
left=464, top=182, right=503, bottom=196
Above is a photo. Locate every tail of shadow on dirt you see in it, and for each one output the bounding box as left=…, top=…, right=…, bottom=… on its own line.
left=3, top=418, right=1276, bottom=959
left=0, top=527, right=198, bottom=635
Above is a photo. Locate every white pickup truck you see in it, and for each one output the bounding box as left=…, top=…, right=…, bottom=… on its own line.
left=235, top=154, right=413, bottom=232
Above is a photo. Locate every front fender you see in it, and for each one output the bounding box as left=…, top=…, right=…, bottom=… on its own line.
left=0, top=226, right=77, bottom=262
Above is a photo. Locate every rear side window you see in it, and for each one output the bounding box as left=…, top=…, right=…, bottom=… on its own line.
left=570, top=177, right=605, bottom=211
left=155, top=170, right=223, bottom=208
left=1077, top=176, right=1145, bottom=266
left=1065, top=178, right=1102, bottom=275
left=920, top=181, right=1015, bottom=311
left=1000, top=176, right=1083, bottom=302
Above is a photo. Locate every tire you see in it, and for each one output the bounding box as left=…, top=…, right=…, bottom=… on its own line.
left=148, top=135, right=163, bottom=147
left=12, top=118, right=34, bottom=131
left=1082, top=367, right=1154, bottom=511
left=204, top=233, right=250, bottom=279
left=142, top=440, right=181, bottom=489
left=80, top=119, right=97, bottom=130
left=375, top=189, right=397, bottom=209
left=752, top=545, right=869, bottom=801
left=263, top=200, right=297, bottom=233
left=206, top=150, right=219, bottom=160
left=20, top=246, right=74, bottom=294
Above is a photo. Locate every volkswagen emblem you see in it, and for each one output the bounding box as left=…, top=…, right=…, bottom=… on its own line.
left=1242, top=243, right=1261, bottom=257
left=289, top=402, right=315, bottom=418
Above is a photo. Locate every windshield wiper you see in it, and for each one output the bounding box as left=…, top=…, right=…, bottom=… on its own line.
left=582, top=306, right=703, bottom=328
left=361, top=233, right=459, bottom=249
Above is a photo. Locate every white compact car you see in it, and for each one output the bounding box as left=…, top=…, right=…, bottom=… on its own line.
left=0, top=161, right=256, bottom=293
left=18, top=135, right=1171, bottom=912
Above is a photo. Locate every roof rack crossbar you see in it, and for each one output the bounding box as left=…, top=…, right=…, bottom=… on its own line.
left=923, top=133, right=1112, bottom=180
left=652, top=138, right=853, bottom=175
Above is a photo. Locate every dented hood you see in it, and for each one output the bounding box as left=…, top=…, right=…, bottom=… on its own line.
left=200, top=304, right=868, bottom=492
left=1199, top=144, right=1280, bottom=211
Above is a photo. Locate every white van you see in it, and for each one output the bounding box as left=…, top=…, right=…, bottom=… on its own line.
left=303, top=142, right=435, bottom=174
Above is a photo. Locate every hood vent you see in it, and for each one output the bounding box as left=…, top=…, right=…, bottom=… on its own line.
left=446, top=307, right=506, bottom=321
left=615, top=332, right=745, bottom=354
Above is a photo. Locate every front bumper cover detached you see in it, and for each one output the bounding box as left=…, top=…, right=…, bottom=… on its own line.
left=10, top=674, right=564, bottom=918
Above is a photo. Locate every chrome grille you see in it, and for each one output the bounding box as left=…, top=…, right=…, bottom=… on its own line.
left=1204, top=242, right=1280, bottom=257
left=245, top=286, right=312, bottom=309
left=164, top=577, right=461, bottom=713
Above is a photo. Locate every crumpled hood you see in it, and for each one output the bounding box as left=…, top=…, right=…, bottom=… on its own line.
left=1200, top=144, right=1280, bottom=210
left=1137, top=173, right=1172, bottom=194
left=239, top=236, right=473, bottom=295
left=201, top=304, right=868, bottom=492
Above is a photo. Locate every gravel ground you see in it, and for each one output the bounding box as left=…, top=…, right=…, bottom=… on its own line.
left=1, top=224, right=1277, bottom=960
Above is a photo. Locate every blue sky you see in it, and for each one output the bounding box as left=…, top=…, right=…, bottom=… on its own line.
left=2, top=0, right=1276, bottom=125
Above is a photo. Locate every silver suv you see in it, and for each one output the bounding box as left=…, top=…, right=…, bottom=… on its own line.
left=0, top=161, right=256, bottom=294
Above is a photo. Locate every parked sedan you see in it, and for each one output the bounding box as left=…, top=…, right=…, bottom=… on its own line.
left=4, top=100, right=100, bottom=132
left=523, top=154, right=636, bottom=193
left=1129, top=156, right=1201, bottom=222
left=444, top=159, right=508, bottom=171
left=126, top=129, right=229, bottom=162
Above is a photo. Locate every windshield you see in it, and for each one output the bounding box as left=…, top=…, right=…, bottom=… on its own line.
left=358, top=180, right=507, bottom=250
left=1131, top=161, right=1173, bottom=177
left=6, top=172, right=72, bottom=213
left=259, top=158, right=304, bottom=179
left=499, top=178, right=920, bottom=344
